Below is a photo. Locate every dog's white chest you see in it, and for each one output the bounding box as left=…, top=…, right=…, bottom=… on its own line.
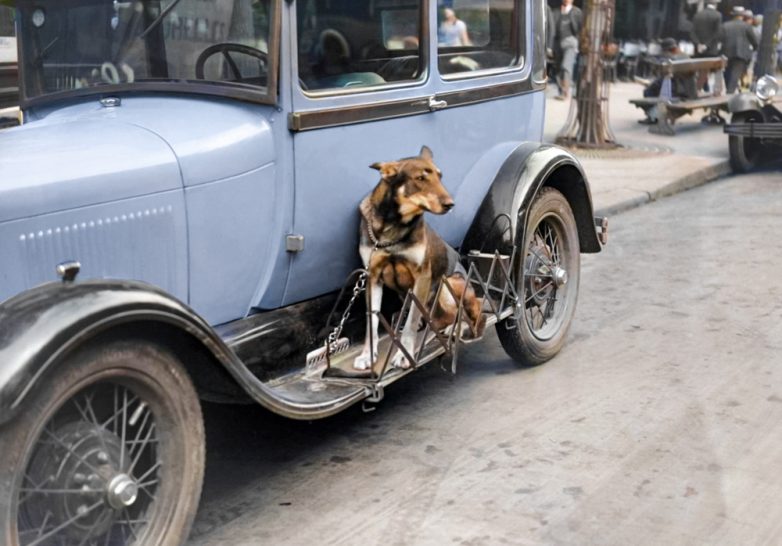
left=359, top=242, right=425, bottom=268
left=397, top=243, right=426, bottom=266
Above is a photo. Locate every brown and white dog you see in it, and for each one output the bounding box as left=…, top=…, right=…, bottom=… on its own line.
left=354, top=146, right=485, bottom=371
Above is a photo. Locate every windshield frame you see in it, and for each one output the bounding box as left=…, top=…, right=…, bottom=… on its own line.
left=13, top=0, right=281, bottom=109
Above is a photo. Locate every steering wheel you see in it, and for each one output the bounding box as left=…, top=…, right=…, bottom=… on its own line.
left=195, top=43, right=268, bottom=82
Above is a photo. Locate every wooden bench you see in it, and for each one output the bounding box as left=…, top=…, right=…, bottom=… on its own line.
left=630, top=56, right=728, bottom=136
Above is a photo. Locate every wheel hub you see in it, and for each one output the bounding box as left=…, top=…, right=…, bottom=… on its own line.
left=551, top=265, right=568, bottom=288
left=106, top=473, right=139, bottom=510
left=525, top=238, right=566, bottom=305
left=24, top=420, right=136, bottom=540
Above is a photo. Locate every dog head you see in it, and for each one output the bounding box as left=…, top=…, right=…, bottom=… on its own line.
left=370, top=146, right=454, bottom=219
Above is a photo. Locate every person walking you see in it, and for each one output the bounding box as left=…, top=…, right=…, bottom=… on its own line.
left=551, top=0, right=583, bottom=100
left=691, top=2, right=723, bottom=57
left=722, top=6, right=759, bottom=93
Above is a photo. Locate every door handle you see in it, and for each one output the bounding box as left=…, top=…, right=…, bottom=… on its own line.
left=427, top=97, right=448, bottom=111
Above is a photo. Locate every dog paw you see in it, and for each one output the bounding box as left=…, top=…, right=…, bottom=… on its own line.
left=391, top=352, right=411, bottom=370
left=353, top=353, right=373, bottom=370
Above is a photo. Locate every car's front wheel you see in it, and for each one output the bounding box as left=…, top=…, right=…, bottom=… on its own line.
left=0, top=340, right=205, bottom=546
left=497, top=187, right=580, bottom=366
left=729, top=112, right=764, bottom=173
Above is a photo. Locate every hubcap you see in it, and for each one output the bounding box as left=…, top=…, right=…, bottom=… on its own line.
left=107, top=474, right=139, bottom=510
left=550, top=265, right=568, bottom=288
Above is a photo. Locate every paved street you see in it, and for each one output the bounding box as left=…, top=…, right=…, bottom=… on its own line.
left=188, top=170, right=782, bottom=546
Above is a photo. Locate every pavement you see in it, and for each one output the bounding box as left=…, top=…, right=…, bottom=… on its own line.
left=544, top=81, right=732, bottom=218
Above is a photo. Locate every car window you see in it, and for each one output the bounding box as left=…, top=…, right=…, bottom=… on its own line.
left=0, top=7, right=17, bottom=64
left=17, top=0, right=273, bottom=101
left=437, top=0, right=522, bottom=77
left=297, top=0, right=423, bottom=93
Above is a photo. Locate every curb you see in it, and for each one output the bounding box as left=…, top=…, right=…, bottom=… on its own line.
left=593, top=159, right=731, bottom=218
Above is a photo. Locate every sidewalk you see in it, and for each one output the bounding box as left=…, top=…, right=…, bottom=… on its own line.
left=544, top=82, right=731, bottom=217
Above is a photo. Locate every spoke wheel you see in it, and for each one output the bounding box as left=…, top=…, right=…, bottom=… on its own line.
left=1, top=341, right=204, bottom=546
left=497, top=187, right=580, bottom=366
left=729, top=112, right=763, bottom=173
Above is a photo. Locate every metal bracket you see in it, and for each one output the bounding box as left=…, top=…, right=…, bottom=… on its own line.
left=594, top=216, right=609, bottom=246
left=286, top=234, right=305, bottom=252
left=362, top=385, right=385, bottom=412
left=56, top=261, right=81, bottom=283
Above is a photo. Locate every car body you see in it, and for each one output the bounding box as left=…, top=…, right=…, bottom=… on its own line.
left=0, top=0, right=604, bottom=543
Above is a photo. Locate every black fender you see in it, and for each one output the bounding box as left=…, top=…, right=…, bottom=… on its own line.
left=728, top=93, right=764, bottom=117
left=462, top=142, right=602, bottom=255
left=0, top=279, right=364, bottom=425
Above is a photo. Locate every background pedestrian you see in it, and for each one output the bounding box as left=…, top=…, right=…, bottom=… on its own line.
left=551, top=0, right=583, bottom=101
left=722, top=6, right=759, bottom=93
left=439, top=8, right=471, bottom=47
left=691, top=2, right=723, bottom=57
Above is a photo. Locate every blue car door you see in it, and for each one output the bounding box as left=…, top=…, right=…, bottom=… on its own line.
left=284, top=0, right=540, bottom=305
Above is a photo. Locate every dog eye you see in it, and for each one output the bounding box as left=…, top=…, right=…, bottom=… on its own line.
left=417, top=175, right=426, bottom=181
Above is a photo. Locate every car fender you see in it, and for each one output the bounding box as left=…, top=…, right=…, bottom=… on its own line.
left=0, top=279, right=358, bottom=425
left=728, top=93, right=764, bottom=116
left=462, top=142, right=602, bottom=255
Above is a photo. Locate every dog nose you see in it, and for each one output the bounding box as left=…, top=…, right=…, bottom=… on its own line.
left=442, top=201, right=455, bottom=211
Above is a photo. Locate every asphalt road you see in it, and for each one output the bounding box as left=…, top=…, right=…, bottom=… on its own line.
left=188, top=171, right=782, bottom=546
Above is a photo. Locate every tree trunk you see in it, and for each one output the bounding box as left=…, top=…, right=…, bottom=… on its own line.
left=755, top=4, right=781, bottom=81
left=555, top=0, right=619, bottom=149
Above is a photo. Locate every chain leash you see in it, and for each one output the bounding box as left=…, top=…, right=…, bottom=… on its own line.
left=327, top=269, right=367, bottom=350
left=324, top=242, right=379, bottom=354
left=323, top=208, right=401, bottom=356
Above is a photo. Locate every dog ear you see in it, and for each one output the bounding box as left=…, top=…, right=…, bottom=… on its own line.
left=370, top=161, right=399, bottom=180
left=419, top=145, right=433, bottom=160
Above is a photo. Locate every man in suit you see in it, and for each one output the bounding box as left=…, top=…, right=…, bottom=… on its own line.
left=722, top=6, right=759, bottom=92
left=551, top=0, right=584, bottom=100
left=691, top=3, right=723, bottom=57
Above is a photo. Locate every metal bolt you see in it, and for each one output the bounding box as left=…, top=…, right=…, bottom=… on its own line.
left=73, top=473, right=86, bottom=484
left=97, top=451, right=109, bottom=463
left=77, top=505, right=89, bottom=515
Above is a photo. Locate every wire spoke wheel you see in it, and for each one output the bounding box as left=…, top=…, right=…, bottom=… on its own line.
left=497, top=187, right=580, bottom=366
left=2, top=341, right=204, bottom=546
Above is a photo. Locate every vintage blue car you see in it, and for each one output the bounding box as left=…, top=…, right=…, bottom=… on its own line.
left=0, top=0, right=605, bottom=543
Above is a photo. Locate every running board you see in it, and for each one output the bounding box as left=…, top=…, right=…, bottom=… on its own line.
left=262, top=306, right=515, bottom=410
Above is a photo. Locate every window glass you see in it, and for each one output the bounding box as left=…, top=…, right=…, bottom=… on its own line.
left=18, top=0, right=272, bottom=102
left=437, top=0, right=521, bottom=76
left=297, top=0, right=423, bottom=92
left=0, top=7, right=16, bottom=64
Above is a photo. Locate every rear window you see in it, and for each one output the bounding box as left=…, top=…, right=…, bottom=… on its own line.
left=437, top=0, right=523, bottom=77
left=297, top=0, right=424, bottom=93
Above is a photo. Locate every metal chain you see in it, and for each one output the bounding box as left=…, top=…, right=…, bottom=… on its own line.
left=327, top=270, right=367, bottom=350
left=325, top=243, right=378, bottom=353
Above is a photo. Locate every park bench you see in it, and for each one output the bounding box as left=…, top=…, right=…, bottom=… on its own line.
left=630, top=56, right=728, bottom=136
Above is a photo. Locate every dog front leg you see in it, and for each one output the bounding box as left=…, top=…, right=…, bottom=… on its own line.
left=354, top=279, right=383, bottom=370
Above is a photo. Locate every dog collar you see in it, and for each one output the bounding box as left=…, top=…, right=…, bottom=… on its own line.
left=360, top=205, right=407, bottom=249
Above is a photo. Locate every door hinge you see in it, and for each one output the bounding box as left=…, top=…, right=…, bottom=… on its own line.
left=286, top=234, right=305, bottom=252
